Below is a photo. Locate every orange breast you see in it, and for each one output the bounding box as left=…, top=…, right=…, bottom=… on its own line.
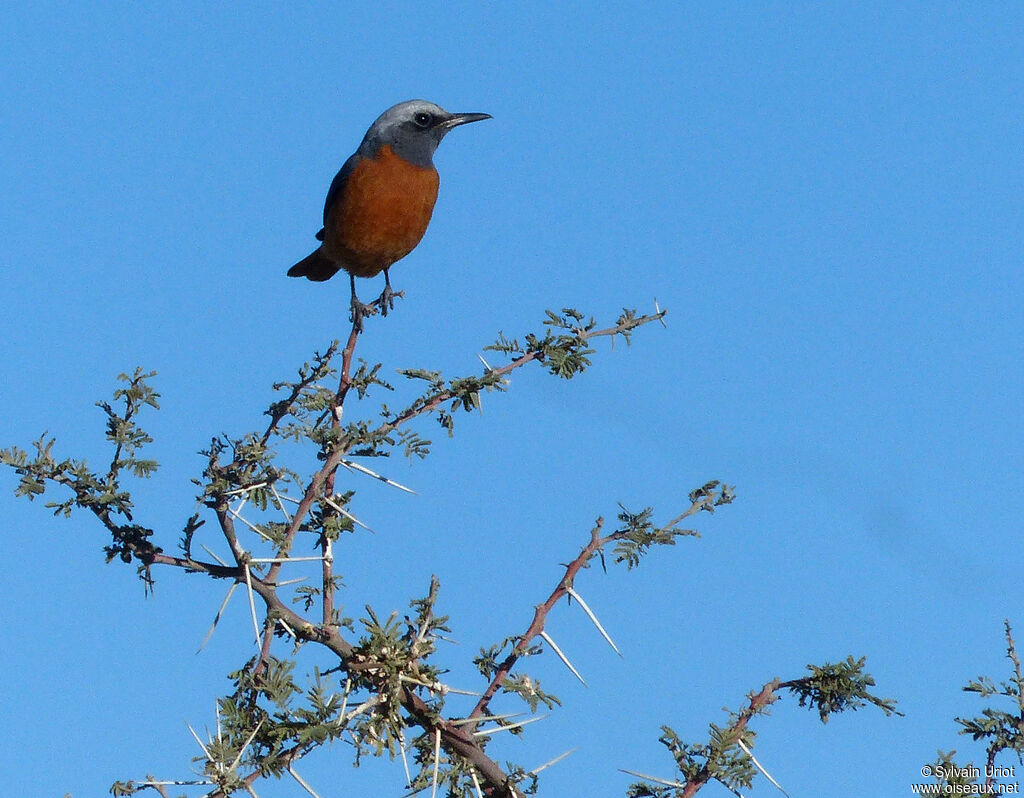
left=324, top=145, right=440, bottom=278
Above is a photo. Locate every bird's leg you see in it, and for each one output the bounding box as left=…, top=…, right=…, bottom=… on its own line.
left=376, top=268, right=403, bottom=317
left=349, top=273, right=375, bottom=333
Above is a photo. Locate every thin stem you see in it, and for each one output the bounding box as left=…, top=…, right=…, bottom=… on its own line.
left=679, top=680, right=781, bottom=797
left=468, top=519, right=606, bottom=722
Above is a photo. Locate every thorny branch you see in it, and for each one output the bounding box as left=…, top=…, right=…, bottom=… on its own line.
left=4, top=307, right=680, bottom=798
left=625, top=656, right=900, bottom=797
left=469, top=484, right=732, bottom=725
left=677, top=679, right=781, bottom=798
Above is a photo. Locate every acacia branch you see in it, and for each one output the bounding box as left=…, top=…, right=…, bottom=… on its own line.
left=469, top=518, right=606, bottom=722
left=375, top=309, right=667, bottom=440
left=258, top=342, right=339, bottom=447
left=680, top=680, right=781, bottom=798
left=4, top=307, right=675, bottom=798
left=264, top=310, right=669, bottom=606
left=470, top=486, right=715, bottom=723
left=147, top=515, right=518, bottom=795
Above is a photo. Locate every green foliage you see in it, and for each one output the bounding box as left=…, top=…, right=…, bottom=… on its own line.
left=611, top=505, right=693, bottom=570
left=612, top=482, right=733, bottom=570
left=485, top=308, right=656, bottom=380
left=782, top=655, right=902, bottom=722
left=265, top=343, right=338, bottom=442
left=0, top=369, right=162, bottom=565
left=501, top=674, right=562, bottom=714
left=486, top=308, right=598, bottom=378
left=475, top=635, right=534, bottom=681
left=348, top=358, right=393, bottom=399
left=926, top=750, right=982, bottom=790
left=951, top=620, right=1024, bottom=773
left=14, top=305, right=892, bottom=798
left=630, top=657, right=897, bottom=796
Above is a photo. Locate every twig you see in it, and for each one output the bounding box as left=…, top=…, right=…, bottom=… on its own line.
left=468, top=519, right=607, bottom=721
left=678, top=679, right=781, bottom=797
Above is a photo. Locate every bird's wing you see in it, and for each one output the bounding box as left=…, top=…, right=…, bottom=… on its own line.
left=322, top=152, right=363, bottom=230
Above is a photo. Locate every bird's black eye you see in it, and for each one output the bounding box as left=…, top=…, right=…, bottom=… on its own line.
left=413, top=112, right=432, bottom=128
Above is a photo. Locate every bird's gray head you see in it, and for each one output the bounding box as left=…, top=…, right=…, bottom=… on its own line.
left=358, top=100, right=491, bottom=168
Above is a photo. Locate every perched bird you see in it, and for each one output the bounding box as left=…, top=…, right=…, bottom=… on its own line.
left=288, top=100, right=491, bottom=328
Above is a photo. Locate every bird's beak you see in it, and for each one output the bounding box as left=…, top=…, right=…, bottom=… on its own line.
left=439, top=112, right=492, bottom=130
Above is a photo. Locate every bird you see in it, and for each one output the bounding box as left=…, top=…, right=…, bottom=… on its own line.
left=288, top=99, right=491, bottom=329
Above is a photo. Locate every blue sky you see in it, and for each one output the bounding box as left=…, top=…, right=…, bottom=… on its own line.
left=2, top=3, right=1023, bottom=796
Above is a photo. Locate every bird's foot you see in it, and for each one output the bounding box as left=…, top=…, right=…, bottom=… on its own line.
left=350, top=295, right=377, bottom=333
left=375, top=284, right=404, bottom=318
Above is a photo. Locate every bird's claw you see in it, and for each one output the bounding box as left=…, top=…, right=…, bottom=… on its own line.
left=377, top=284, right=403, bottom=317
left=350, top=295, right=376, bottom=333
left=348, top=285, right=404, bottom=333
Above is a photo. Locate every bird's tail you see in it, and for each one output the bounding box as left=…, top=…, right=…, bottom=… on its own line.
left=287, top=247, right=340, bottom=282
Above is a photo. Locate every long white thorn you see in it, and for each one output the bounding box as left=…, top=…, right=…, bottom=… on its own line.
left=272, top=576, right=308, bottom=587
left=185, top=721, right=213, bottom=763
left=539, top=630, right=587, bottom=686
left=438, top=685, right=481, bottom=696
left=529, top=747, right=577, bottom=775
left=142, top=780, right=214, bottom=787
left=222, top=483, right=268, bottom=496
left=270, top=484, right=291, bottom=522
left=340, top=458, right=418, bottom=494
left=229, top=504, right=273, bottom=542
left=473, top=714, right=548, bottom=738
left=342, top=694, right=382, bottom=724
left=617, top=769, right=686, bottom=788
left=198, top=582, right=239, bottom=653
left=230, top=720, right=265, bottom=771
left=339, top=676, right=351, bottom=721
left=398, top=673, right=439, bottom=690
left=396, top=674, right=481, bottom=697
left=470, top=768, right=484, bottom=798
left=566, top=586, right=622, bottom=656
left=399, top=731, right=412, bottom=786
left=243, top=565, right=262, bottom=652
left=199, top=544, right=229, bottom=567
left=323, top=495, right=374, bottom=533
left=288, top=764, right=321, bottom=798
left=737, top=738, right=790, bottom=797
left=448, top=712, right=522, bottom=726
left=249, top=556, right=325, bottom=564
left=431, top=727, right=441, bottom=798
left=476, top=352, right=493, bottom=372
